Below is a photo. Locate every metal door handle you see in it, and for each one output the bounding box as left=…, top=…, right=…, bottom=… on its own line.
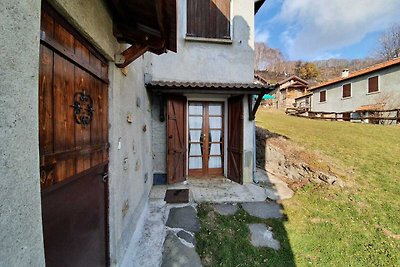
left=102, top=173, right=109, bottom=183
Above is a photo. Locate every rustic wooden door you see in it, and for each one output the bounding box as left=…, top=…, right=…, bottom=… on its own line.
left=167, top=95, right=187, bottom=184
left=227, top=96, right=243, bottom=184
left=188, top=102, right=224, bottom=177
left=39, top=4, right=109, bottom=266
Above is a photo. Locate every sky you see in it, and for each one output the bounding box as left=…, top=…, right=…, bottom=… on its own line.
left=255, top=0, right=400, bottom=61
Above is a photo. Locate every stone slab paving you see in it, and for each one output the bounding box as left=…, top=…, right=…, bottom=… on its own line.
left=121, top=201, right=167, bottom=267
left=177, top=230, right=196, bottom=246
left=213, top=203, right=238, bottom=216
left=161, top=231, right=202, bottom=267
left=189, top=179, right=267, bottom=203
left=166, top=206, right=201, bottom=233
left=241, top=201, right=283, bottom=219
left=248, top=223, right=280, bottom=250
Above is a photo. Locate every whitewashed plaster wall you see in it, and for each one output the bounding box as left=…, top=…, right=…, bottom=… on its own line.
left=0, top=1, right=45, bottom=266
left=148, top=0, right=255, bottom=83
left=311, top=65, right=400, bottom=112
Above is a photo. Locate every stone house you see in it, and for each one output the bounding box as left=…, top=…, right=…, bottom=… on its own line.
left=0, top=0, right=270, bottom=266
left=276, top=75, right=309, bottom=109
left=309, top=58, right=400, bottom=113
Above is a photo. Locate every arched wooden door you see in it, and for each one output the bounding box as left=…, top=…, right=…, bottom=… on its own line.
left=39, top=3, right=109, bottom=266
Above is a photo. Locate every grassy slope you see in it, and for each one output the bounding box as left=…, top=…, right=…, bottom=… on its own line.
left=255, top=109, right=400, bottom=266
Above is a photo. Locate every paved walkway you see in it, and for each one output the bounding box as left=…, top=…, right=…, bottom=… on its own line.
left=122, top=172, right=293, bottom=267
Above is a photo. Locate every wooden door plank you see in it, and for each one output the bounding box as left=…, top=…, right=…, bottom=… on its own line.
left=53, top=53, right=76, bottom=183
left=54, top=20, right=74, bottom=53
left=39, top=45, right=54, bottom=155
left=100, top=82, right=109, bottom=161
left=75, top=67, right=92, bottom=172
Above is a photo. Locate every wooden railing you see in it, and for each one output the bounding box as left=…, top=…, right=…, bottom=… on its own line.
left=286, top=108, right=400, bottom=125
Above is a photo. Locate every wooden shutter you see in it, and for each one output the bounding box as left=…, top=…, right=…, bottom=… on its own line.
left=167, top=95, right=187, bottom=184
left=342, top=83, right=351, bottom=98
left=320, top=90, right=326, bottom=102
left=368, top=76, right=379, bottom=93
left=187, top=0, right=230, bottom=39
left=227, top=95, right=243, bottom=184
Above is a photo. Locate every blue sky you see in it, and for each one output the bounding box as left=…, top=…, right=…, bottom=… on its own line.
left=255, top=0, right=400, bottom=61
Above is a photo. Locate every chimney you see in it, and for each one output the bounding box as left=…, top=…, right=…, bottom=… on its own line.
left=341, top=69, right=349, bottom=78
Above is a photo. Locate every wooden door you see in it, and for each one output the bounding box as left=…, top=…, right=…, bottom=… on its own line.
left=167, top=95, right=187, bottom=184
left=188, top=102, right=224, bottom=177
left=39, top=4, right=109, bottom=266
left=227, top=96, right=243, bottom=184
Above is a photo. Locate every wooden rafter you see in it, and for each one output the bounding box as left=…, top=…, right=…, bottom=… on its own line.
left=108, top=0, right=177, bottom=68
left=115, top=44, right=149, bottom=68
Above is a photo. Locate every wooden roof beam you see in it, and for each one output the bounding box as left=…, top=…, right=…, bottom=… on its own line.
left=115, top=44, right=148, bottom=68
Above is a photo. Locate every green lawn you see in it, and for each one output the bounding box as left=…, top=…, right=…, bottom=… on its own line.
left=196, top=109, right=400, bottom=266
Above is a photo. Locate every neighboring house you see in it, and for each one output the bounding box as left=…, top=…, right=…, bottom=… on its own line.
left=309, top=58, right=400, bottom=113
left=0, top=0, right=269, bottom=266
left=276, top=75, right=309, bottom=109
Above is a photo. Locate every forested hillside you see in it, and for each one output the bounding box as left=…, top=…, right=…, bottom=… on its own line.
left=255, top=42, right=382, bottom=85
left=255, top=24, right=400, bottom=85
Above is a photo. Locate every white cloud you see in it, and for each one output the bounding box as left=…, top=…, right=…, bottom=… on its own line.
left=273, top=0, right=400, bottom=59
left=255, top=29, right=270, bottom=43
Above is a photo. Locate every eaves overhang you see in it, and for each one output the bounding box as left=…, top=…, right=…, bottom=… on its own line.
left=146, top=80, right=277, bottom=95
left=254, top=0, right=266, bottom=14
left=107, top=0, right=177, bottom=68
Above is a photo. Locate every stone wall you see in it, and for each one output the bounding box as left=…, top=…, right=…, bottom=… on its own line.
left=256, top=127, right=345, bottom=187
left=0, top=1, right=45, bottom=266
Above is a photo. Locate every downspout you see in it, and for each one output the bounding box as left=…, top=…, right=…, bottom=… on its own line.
left=253, top=116, right=256, bottom=184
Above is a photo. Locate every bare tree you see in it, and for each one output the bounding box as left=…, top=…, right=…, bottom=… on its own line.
left=377, top=24, right=400, bottom=60
left=254, top=42, right=285, bottom=72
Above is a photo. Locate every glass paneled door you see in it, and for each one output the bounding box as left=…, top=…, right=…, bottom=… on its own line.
left=188, top=102, right=224, bottom=177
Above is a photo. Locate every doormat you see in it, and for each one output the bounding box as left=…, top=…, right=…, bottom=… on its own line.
left=164, top=189, right=189, bottom=204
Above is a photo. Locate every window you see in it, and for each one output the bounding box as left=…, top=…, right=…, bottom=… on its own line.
left=342, top=83, right=351, bottom=98
left=320, top=90, right=326, bottom=102
left=186, top=0, right=231, bottom=39
left=368, top=76, right=379, bottom=93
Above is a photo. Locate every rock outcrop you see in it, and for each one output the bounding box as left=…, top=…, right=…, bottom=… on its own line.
left=256, top=127, right=345, bottom=188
